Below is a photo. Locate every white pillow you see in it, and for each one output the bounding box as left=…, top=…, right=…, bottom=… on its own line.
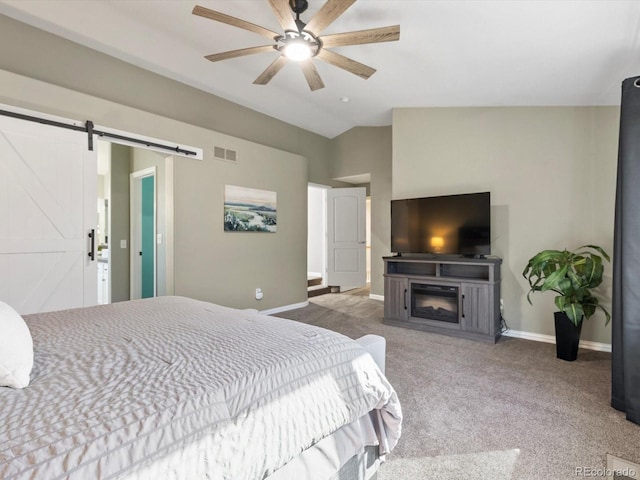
left=0, top=301, right=33, bottom=388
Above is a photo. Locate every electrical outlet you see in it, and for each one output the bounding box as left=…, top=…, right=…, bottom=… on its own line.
left=500, top=298, right=504, bottom=315
left=255, top=288, right=263, bottom=300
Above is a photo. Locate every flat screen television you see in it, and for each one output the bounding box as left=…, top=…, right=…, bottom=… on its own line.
left=391, top=192, right=491, bottom=256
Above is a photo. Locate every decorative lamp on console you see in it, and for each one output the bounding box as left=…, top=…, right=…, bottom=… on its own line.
left=430, top=236, right=444, bottom=253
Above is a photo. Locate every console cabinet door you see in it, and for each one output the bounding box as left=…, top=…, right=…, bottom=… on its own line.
left=384, top=276, right=409, bottom=321
left=461, top=283, right=491, bottom=334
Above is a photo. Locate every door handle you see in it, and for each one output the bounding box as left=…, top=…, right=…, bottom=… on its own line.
left=88, top=229, right=95, bottom=261
left=461, top=294, right=465, bottom=318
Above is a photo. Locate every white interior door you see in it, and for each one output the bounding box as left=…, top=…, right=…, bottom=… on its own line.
left=326, top=187, right=367, bottom=290
left=0, top=115, right=97, bottom=314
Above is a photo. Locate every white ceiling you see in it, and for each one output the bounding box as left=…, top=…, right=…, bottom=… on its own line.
left=1, top=0, right=640, bottom=138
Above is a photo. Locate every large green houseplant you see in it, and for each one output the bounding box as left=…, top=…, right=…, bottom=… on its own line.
left=522, top=245, right=611, bottom=360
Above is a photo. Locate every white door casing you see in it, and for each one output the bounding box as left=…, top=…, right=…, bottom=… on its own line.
left=326, top=187, right=367, bottom=290
left=0, top=115, right=97, bottom=314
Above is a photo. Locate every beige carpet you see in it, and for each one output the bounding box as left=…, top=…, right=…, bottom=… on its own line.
left=275, top=290, right=640, bottom=480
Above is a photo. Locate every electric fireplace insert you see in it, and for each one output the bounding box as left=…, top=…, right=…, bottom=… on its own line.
left=411, top=283, right=459, bottom=323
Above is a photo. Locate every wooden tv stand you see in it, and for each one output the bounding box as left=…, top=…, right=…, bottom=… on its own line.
left=383, top=255, right=502, bottom=343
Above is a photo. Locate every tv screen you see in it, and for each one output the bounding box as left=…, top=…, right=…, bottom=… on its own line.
left=391, top=192, right=491, bottom=256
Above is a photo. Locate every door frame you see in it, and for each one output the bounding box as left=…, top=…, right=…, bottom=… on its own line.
left=307, top=183, right=329, bottom=287
left=130, top=166, right=157, bottom=299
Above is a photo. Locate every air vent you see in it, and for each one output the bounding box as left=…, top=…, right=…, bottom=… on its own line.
left=225, top=149, right=237, bottom=161
left=214, top=146, right=225, bottom=159
left=213, top=146, right=238, bottom=162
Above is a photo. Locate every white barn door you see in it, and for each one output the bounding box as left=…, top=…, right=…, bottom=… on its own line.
left=326, top=187, right=367, bottom=290
left=0, top=115, right=97, bottom=314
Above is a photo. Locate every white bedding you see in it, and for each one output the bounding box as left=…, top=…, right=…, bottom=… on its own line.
left=0, top=296, right=402, bottom=479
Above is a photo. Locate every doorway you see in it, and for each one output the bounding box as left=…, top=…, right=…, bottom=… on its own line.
left=307, top=183, right=370, bottom=296
left=130, top=167, right=156, bottom=299
left=97, top=141, right=172, bottom=304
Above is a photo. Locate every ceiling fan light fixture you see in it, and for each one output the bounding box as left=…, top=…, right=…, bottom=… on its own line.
left=283, top=41, right=312, bottom=61
left=277, top=30, right=321, bottom=62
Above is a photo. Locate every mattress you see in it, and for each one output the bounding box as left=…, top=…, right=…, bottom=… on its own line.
left=0, top=296, right=402, bottom=479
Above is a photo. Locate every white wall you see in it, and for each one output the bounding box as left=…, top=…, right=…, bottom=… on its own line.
left=307, top=185, right=326, bottom=277
left=393, top=107, right=619, bottom=344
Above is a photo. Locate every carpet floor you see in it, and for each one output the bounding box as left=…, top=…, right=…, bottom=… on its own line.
left=275, top=289, right=640, bottom=480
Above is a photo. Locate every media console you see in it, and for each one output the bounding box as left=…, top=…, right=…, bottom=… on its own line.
left=383, top=255, right=502, bottom=343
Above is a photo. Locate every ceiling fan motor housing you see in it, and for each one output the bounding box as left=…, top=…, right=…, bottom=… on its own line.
left=289, top=0, right=309, bottom=15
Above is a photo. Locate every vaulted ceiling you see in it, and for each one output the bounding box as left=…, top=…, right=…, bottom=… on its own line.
left=1, top=0, right=639, bottom=138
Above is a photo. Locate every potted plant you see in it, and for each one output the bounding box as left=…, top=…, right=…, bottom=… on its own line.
left=522, top=245, right=611, bottom=361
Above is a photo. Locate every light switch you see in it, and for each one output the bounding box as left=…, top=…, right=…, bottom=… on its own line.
left=120, top=239, right=127, bottom=249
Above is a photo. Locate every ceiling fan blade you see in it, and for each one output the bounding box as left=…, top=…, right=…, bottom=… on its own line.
left=321, top=25, right=400, bottom=48
left=205, top=45, right=276, bottom=63
left=193, top=5, right=280, bottom=40
left=268, top=0, right=297, bottom=32
left=300, top=60, right=325, bottom=91
left=305, top=0, right=357, bottom=36
left=316, top=49, right=376, bottom=79
left=253, top=55, right=289, bottom=85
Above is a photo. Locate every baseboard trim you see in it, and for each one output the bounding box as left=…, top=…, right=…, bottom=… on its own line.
left=503, top=329, right=612, bottom=353
left=285, top=295, right=613, bottom=352
left=260, top=301, right=309, bottom=315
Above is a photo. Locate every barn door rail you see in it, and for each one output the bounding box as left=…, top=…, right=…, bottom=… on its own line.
left=0, top=108, right=197, bottom=156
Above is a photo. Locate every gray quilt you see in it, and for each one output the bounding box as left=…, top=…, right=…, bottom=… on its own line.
left=0, top=296, right=401, bottom=480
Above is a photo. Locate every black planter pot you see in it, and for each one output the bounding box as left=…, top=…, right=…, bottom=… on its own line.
left=554, top=311, right=583, bottom=361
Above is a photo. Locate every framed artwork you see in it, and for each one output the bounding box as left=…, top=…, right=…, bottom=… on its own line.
left=224, top=185, right=277, bottom=232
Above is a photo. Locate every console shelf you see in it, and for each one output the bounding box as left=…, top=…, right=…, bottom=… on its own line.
left=383, top=255, right=502, bottom=343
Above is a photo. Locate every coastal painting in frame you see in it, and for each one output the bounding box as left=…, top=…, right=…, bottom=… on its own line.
left=224, top=185, right=277, bottom=233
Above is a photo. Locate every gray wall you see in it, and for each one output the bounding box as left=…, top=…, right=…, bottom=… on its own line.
left=0, top=71, right=308, bottom=312
left=110, top=144, right=132, bottom=303
left=331, top=127, right=393, bottom=297
left=0, top=14, right=338, bottom=186
left=392, top=107, right=619, bottom=344
left=0, top=14, right=622, bottom=344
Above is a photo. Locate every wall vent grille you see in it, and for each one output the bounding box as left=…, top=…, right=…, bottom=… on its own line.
left=225, top=149, right=237, bottom=161
left=214, top=146, right=238, bottom=162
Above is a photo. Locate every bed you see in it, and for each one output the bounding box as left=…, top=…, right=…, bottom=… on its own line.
left=0, top=296, right=402, bottom=480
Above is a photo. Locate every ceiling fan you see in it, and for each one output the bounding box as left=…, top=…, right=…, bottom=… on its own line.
left=192, top=0, right=400, bottom=91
